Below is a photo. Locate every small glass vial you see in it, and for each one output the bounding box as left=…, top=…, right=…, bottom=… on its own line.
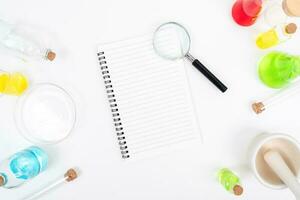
left=0, top=146, right=48, bottom=189
left=256, top=23, right=297, bottom=49
left=0, top=19, right=56, bottom=61
left=218, top=168, right=243, bottom=196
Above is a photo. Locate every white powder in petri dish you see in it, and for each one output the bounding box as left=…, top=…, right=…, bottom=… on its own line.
left=15, top=83, right=76, bottom=144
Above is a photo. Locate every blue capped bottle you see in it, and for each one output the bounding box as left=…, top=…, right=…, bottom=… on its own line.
left=0, top=146, right=48, bottom=188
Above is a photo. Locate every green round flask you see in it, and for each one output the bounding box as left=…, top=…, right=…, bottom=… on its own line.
left=259, top=52, right=300, bottom=89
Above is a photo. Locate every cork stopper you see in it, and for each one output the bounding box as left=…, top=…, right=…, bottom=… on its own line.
left=233, top=185, right=243, bottom=196
left=64, top=168, right=78, bottom=182
left=252, top=102, right=265, bottom=114
left=0, top=176, right=5, bottom=186
left=285, top=23, right=297, bottom=34
left=46, top=50, right=56, bottom=61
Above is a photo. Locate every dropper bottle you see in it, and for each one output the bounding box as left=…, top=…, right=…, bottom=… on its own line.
left=256, top=23, right=297, bottom=49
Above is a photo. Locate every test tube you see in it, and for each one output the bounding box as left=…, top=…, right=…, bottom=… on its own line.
left=252, top=81, right=300, bottom=114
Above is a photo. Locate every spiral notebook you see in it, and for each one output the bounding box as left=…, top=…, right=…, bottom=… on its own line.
left=97, top=34, right=201, bottom=159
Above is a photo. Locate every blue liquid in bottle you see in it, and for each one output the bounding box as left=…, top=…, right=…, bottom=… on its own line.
left=0, top=146, right=48, bottom=188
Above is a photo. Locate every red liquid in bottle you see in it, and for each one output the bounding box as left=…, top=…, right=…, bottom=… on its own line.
left=232, top=0, right=262, bottom=26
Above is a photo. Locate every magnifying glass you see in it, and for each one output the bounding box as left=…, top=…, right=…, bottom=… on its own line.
left=153, top=22, right=228, bottom=93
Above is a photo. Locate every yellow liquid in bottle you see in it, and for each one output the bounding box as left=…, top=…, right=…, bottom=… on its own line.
left=0, top=72, right=28, bottom=96
left=256, top=29, right=279, bottom=49
left=0, top=73, right=9, bottom=93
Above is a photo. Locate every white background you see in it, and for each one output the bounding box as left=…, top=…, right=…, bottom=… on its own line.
left=0, top=0, right=300, bottom=199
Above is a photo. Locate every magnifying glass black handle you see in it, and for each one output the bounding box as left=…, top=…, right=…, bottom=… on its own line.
left=192, top=59, right=228, bottom=93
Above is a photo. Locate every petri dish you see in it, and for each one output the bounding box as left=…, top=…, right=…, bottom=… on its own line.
left=15, top=83, right=76, bottom=145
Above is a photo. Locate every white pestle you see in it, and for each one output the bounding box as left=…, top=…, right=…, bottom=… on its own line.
left=264, top=150, right=300, bottom=200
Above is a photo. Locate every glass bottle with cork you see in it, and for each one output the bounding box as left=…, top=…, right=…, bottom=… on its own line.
left=256, top=23, right=297, bottom=49
left=0, top=146, right=48, bottom=189
left=218, top=168, right=244, bottom=196
left=0, top=19, right=56, bottom=61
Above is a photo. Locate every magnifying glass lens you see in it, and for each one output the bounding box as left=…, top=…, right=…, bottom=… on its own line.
left=153, top=22, right=191, bottom=60
left=153, top=22, right=228, bottom=93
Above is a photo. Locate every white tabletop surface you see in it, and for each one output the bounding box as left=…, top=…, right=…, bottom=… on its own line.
left=0, top=0, right=300, bottom=199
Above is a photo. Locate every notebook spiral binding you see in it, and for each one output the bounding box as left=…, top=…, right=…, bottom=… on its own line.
left=98, top=52, right=130, bottom=159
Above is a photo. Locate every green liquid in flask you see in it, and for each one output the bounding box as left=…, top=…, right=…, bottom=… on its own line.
left=258, top=52, right=300, bottom=89
left=218, top=168, right=243, bottom=196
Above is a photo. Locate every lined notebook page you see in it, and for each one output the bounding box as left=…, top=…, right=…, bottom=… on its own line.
left=98, top=34, right=201, bottom=159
